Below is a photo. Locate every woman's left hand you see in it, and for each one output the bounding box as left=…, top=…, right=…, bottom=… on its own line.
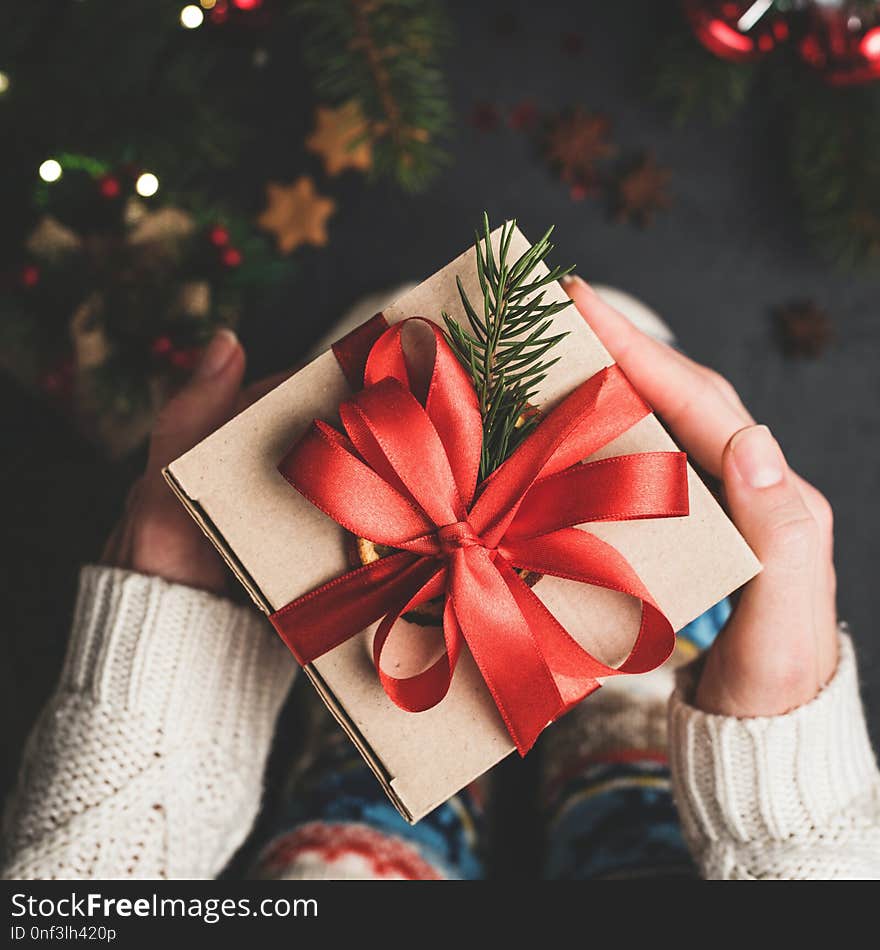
left=102, top=329, right=247, bottom=594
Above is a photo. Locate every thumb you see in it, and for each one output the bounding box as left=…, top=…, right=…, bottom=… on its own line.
left=147, top=329, right=246, bottom=473
left=696, top=424, right=825, bottom=716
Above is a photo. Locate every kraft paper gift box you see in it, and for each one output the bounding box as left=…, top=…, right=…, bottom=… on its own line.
left=164, top=224, right=761, bottom=823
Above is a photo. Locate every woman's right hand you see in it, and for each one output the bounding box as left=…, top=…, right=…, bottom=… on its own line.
left=563, top=276, right=838, bottom=718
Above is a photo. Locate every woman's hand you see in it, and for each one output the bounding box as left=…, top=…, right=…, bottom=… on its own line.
left=563, top=276, right=838, bottom=717
left=103, top=329, right=247, bottom=594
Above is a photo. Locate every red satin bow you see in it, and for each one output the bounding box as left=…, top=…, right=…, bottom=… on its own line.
left=270, top=318, right=689, bottom=754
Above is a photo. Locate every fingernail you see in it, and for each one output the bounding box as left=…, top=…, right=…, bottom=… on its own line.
left=560, top=274, right=592, bottom=292
left=195, top=329, right=238, bottom=379
left=731, top=425, right=785, bottom=489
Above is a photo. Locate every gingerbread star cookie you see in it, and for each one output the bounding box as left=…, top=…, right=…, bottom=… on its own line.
left=256, top=176, right=335, bottom=254
left=306, top=101, right=373, bottom=177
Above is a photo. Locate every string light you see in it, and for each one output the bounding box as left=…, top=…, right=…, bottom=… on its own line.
left=39, top=159, right=62, bottom=183
left=200, top=0, right=217, bottom=8
left=180, top=5, right=204, bottom=29
left=135, top=172, right=159, bottom=197
left=0, top=71, right=9, bottom=95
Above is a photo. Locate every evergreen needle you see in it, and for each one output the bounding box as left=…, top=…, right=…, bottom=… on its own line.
left=442, top=214, right=573, bottom=481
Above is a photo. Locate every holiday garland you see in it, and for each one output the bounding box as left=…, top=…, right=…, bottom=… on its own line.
left=0, top=155, right=288, bottom=456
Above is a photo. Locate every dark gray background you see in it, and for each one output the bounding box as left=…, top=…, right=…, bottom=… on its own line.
left=2, top=0, right=878, bottom=864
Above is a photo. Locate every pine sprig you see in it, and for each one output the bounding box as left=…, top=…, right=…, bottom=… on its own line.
left=293, top=0, right=451, bottom=191
left=443, top=214, right=573, bottom=481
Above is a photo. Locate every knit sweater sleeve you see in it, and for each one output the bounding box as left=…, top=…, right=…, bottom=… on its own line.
left=1, top=565, right=296, bottom=880
left=668, top=631, right=880, bottom=880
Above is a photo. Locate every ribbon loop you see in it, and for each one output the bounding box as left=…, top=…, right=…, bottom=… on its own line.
left=270, top=317, right=689, bottom=755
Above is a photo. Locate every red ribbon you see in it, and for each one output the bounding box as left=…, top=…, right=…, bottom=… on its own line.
left=270, top=317, right=689, bottom=754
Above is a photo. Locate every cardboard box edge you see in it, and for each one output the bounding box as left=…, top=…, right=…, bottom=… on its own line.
left=162, top=464, right=417, bottom=825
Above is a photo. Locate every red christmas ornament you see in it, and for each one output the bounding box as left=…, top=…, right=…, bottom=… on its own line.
left=98, top=175, right=121, bottom=199
left=684, top=0, right=790, bottom=62
left=209, top=225, right=230, bottom=247
left=222, top=247, right=243, bottom=268
left=685, top=1, right=880, bottom=86
left=20, top=264, right=40, bottom=288
left=799, top=3, right=880, bottom=86
left=151, top=335, right=174, bottom=357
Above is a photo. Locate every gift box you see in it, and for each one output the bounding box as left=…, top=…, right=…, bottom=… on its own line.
left=164, top=223, right=760, bottom=822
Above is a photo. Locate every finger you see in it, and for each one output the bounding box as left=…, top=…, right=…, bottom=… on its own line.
left=704, top=425, right=834, bottom=714
left=146, top=329, right=245, bottom=474
left=788, top=471, right=838, bottom=680
left=563, top=276, right=752, bottom=475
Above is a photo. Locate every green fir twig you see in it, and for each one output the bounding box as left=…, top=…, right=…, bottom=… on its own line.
left=293, top=0, right=451, bottom=191
left=443, top=214, right=573, bottom=482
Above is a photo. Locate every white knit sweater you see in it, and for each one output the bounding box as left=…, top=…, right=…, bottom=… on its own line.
left=1, top=567, right=295, bottom=880
left=669, top=634, right=880, bottom=879
left=2, top=566, right=879, bottom=879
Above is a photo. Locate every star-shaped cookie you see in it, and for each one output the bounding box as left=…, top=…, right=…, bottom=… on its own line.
left=256, top=176, right=335, bottom=254
left=306, top=101, right=373, bottom=177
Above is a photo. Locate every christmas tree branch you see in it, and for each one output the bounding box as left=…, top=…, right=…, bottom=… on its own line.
left=293, top=0, right=451, bottom=190
left=444, top=214, right=573, bottom=481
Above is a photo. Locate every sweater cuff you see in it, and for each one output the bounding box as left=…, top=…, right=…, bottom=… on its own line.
left=669, top=631, right=880, bottom=844
left=61, top=566, right=296, bottom=753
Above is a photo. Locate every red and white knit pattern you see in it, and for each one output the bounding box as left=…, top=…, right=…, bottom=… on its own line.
left=256, top=823, right=444, bottom=881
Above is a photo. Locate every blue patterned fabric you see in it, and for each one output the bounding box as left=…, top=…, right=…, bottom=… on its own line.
left=541, top=598, right=730, bottom=880
left=262, top=722, right=485, bottom=880
left=543, top=759, right=694, bottom=879
left=679, top=597, right=731, bottom=651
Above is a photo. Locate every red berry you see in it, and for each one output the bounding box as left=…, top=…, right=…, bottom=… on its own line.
left=99, top=175, right=121, bottom=199
left=170, top=347, right=201, bottom=371
left=209, top=225, right=230, bottom=247
left=20, top=264, right=40, bottom=288
left=41, top=357, right=74, bottom=395
left=151, top=335, right=174, bottom=356
left=222, top=247, right=242, bottom=268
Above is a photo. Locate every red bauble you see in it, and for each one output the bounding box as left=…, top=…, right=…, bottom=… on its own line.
left=151, top=335, right=174, bottom=357
left=799, top=3, right=880, bottom=86
left=20, top=264, right=40, bottom=288
left=222, top=247, right=242, bottom=268
left=685, top=0, right=880, bottom=86
left=99, top=175, right=121, bottom=199
left=209, top=225, right=230, bottom=247
left=684, top=0, right=790, bottom=62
